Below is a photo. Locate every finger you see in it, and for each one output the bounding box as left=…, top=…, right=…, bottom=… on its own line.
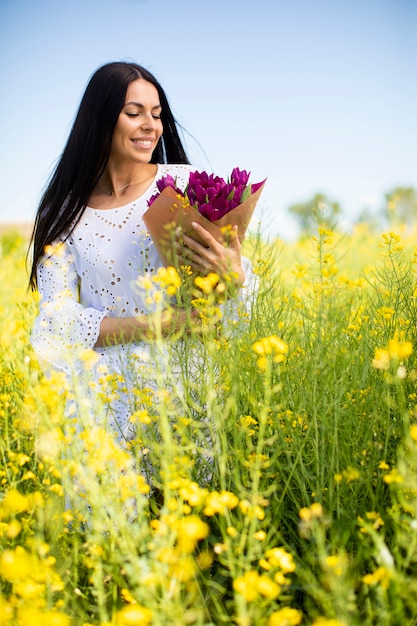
left=178, top=247, right=210, bottom=273
left=226, top=225, right=241, bottom=249
left=181, top=231, right=210, bottom=255
left=190, top=222, right=222, bottom=249
left=193, top=221, right=242, bottom=252
left=175, top=238, right=202, bottom=262
left=230, top=224, right=240, bottom=243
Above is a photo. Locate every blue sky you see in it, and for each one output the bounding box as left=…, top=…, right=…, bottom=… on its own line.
left=1, top=0, right=416, bottom=239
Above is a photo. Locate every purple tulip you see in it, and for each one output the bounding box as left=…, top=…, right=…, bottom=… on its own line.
left=251, top=180, right=265, bottom=194
left=157, top=174, right=179, bottom=192
left=230, top=167, right=250, bottom=189
left=148, top=174, right=183, bottom=205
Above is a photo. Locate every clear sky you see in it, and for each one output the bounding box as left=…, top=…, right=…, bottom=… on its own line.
left=1, top=0, right=416, bottom=240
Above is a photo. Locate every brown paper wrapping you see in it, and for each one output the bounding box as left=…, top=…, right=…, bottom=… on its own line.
left=143, top=181, right=266, bottom=267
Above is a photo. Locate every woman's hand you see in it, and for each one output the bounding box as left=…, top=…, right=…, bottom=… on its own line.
left=176, top=222, right=246, bottom=288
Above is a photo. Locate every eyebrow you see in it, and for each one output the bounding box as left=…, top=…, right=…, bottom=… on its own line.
left=124, top=101, right=162, bottom=110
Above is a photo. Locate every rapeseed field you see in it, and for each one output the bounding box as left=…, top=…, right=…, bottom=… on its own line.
left=1, top=224, right=417, bottom=625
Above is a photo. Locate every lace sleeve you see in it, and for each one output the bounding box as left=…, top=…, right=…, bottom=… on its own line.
left=31, top=241, right=107, bottom=375
left=220, top=255, right=259, bottom=327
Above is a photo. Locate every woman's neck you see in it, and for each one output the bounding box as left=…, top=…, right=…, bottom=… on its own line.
left=88, top=163, right=158, bottom=210
left=98, top=163, right=156, bottom=197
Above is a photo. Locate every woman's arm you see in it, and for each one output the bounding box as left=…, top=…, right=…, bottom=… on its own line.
left=95, top=307, right=196, bottom=347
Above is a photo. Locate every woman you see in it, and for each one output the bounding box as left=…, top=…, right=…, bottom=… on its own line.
left=29, top=61, right=256, bottom=446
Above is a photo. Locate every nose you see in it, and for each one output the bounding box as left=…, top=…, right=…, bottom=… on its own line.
left=141, top=113, right=158, bottom=130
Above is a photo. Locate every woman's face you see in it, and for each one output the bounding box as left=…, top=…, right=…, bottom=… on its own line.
left=110, top=78, right=163, bottom=165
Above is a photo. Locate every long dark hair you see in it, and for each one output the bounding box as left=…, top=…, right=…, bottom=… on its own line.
left=29, top=61, right=189, bottom=289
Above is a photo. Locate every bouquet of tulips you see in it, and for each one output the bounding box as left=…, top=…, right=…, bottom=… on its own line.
left=143, top=168, right=266, bottom=266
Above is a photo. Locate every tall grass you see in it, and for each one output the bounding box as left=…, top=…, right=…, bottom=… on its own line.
left=1, top=224, right=417, bottom=626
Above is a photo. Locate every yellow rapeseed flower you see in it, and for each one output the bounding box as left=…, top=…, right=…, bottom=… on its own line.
left=343, top=467, right=360, bottom=483
left=372, top=348, right=390, bottom=370
left=265, top=547, right=296, bottom=573
left=0, top=597, right=14, bottom=623
left=17, top=608, right=71, bottom=626
left=22, top=470, right=36, bottom=481
left=169, top=554, right=197, bottom=582
left=13, top=579, right=45, bottom=600
left=36, top=428, right=65, bottom=460
left=381, top=231, right=401, bottom=246
left=0, top=547, right=34, bottom=580
left=136, top=276, right=154, bottom=291
left=293, top=263, right=309, bottom=278
left=196, top=549, right=213, bottom=570
left=233, top=570, right=261, bottom=602
left=175, top=515, right=209, bottom=553
left=16, top=453, right=30, bottom=466
left=115, top=604, right=153, bottom=626
left=43, top=242, right=66, bottom=258
left=153, top=266, right=181, bottom=296
left=253, top=335, right=288, bottom=370
left=194, top=272, right=220, bottom=294
left=120, top=588, right=137, bottom=604
left=299, top=502, right=323, bottom=521
left=383, top=468, right=403, bottom=484
left=239, top=499, right=265, bottom=520
left=325, top=554, right=346, bottom=576
left=318, top=226, right=334, bottom=239
left=6, top=519, right=22, bottom=539
left=376, top=306, right=395, bottom=321
left=365, top=511, right=384, bottom=530
left=178, top=480, right=208, bottom=506
left=239, top=415, right=258, bottom=436
left=79, top=348, right=101, bottom=368
left=387, top=336, right=413, bottom=360
left=81, top=427, right=132, bottom=473
left=130, top=409, right=152, bottom=425
left=1, top=489, right=31, bottom=517
left=191, top=298, right=223, bottom=324
left=372, top=335, right=413, bottom=370
left=363, top=566, right=390, bottom=589
left=256, top=574, right=281, bottom=599
left=203, top=490, right=239, bottom=516
left=268, top=607, right=303, bottom=626
left=254, top=530, right=267, bottom=541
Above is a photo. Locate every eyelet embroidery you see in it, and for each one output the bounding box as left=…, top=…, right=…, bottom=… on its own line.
left=92, top=201, right=137, bottom=229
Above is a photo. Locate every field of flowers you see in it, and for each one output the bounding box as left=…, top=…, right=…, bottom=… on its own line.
left=1, top=224, right=417, bottom=626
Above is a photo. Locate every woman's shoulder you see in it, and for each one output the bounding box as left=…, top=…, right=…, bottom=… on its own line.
left=157, top=163, right=194, bottom=187
left=158, top=163, right=194, bottom=173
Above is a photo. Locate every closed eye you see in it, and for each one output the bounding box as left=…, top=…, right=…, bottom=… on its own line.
left=125, top=112, right=161, bottom=121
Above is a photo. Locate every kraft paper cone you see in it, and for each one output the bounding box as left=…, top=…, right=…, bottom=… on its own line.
left=143, top=181, right=266, bottom=267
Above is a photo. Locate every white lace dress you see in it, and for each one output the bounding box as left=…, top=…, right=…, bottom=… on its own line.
left=31, top=163, right=257, bottom=442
